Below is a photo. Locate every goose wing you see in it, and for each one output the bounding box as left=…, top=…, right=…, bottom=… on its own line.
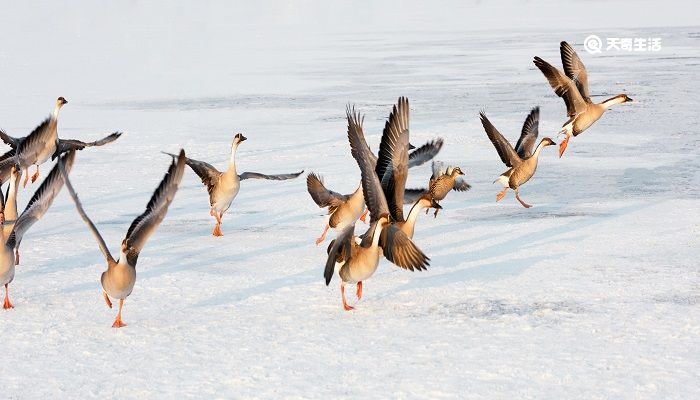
left=52, top=132, right=123, bottom=160
left=239, top=170, right=303, bottom=181
left=514, top=107, right=540, bottom=159
left=408, top=138, right=443, bottom=169
left=323, top=224, right=354, bottom=285
left=346, top=106, right=389, bottom=223
left=376, top=97, right=410, bottom=222
left=0, top=130, right=21, bottom=148
left=165, top=152, right=221, bottom=195
left=10, top=151, right=76, bottom=252
left=15, top=116, right=55, bottom=167
left=59, top=152, right=115, bottom=264
left=123, top=150, right=186, bottom=266
left=307, top=173, right=348, bottom=209
left=0, top=149, right=16, bottom=184
left=479, top=112, right=521, bottom=167
left=533, top=56, right=587, bottom=116
left=560, top=41, right=591, bottom=102
left=378, top=224, right=429, bottom=271
left=403, top=188, right=427, bottom=204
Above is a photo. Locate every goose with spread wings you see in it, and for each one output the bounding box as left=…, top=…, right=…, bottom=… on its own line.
left=1, top=151, right=75, bottom=309
left=59, top=150, right=186, bottom=327
left=480, top=107, right=556, bottom=208
left=404, top=161, right=471, bottom=218
left=324, top=102, right=429, bottom=311
left=533, top=41, right=632, bottom=157
left=166, top=134, right=303, bottom=237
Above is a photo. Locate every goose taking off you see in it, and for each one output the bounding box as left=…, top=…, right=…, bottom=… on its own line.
left=168, top=134, right=303, bottom=237
left=59, top=150, right=186, bottom=327
left=324, top=102, right=429, bottom=311
left=533, top=41, right=633, bottom=157
left=0, top=130, right=122, bottom=161
left=1, top=151, right=75, bottom=309
left=480, top=107, right=556, bottom=208
left=404, top=161, right=471, bottom=218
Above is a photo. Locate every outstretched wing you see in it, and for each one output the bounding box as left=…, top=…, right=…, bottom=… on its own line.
left=0, top=149, right=17, bottom=185
left=403, top=188, right=427, bottom=204
left=376, top=97, right=410, bottom=222
left=239, top=170, right=303, bottom=180
left=324, top=224, right=354, bottom=285
left=59, top=151, right=115, bottom=264
left=164, top=152, right=221, bottom=195
left=52, top=132, right=123, bottom=160
left=479, top=112, right=521, bottom=167
left=379, top=224, right=429, bottom=271
left=0, top=130, right=21, bottom=148
left=15, top=116, right=54, bottom=167
left=124, top=150, right=186, bottom=266
left=560, top=41, right=591, bottom=102
left=10, top=151, right=76, bottom=251
left=408, top=138, right=443, bottom=168
left=307, top=172, right=348, bottom=210
left=533, top=56, right=587, bottom=116
left=346, top=106, right=389, bottom=223
left=514, top=107, right=540, bottom=159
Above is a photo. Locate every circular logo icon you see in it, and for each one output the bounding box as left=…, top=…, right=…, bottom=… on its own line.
left=584, top=35, right=603, bottom=54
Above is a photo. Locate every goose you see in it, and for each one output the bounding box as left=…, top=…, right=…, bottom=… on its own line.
left=59, top=150, right=186, bottom=327
left=324, top=102, right=429, bottom=311
left=7, top=97, right=68, bottom=187
left=480, top=107, right=555, bottom=208
left=533, top=41, right=633, bottom=157
left=166, top=134, right=303, bottom=237
left=0, top=129, right=122, bottom=161
left=308, top=135, right=444, bottom=245
left=1, top=151, right=76, bottom=309
left=404, top=160, right=471, bottom=218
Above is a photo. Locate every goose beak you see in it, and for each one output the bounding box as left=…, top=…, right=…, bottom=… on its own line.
left=627, top=97, right=634, bottom=102
left=408, top=143, right=416, bottom=150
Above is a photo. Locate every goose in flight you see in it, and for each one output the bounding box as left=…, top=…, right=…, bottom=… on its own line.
left=1, top=151, right=75, bottom=309
left=404, top=161, right=471, bottom=218
left=533, top=41, right=632, bottom=157
left=324, top=101, right=429, bottom=311
left=59, top=150, right=186, bottom=327
left=167, top=134, right=303, bottom=237
left=480, top=107, right=556, bottom=208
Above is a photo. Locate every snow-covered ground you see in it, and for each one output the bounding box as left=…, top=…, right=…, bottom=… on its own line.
left=1, top=1, right=698, bottom=398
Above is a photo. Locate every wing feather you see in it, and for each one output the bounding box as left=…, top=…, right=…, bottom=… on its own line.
left=479, top=112, right=520, bottom=167
left=514, top=107, right=540, bottom=159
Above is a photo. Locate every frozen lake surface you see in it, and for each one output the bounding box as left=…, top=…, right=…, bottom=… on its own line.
left=0, top=1, right=698, bottom=398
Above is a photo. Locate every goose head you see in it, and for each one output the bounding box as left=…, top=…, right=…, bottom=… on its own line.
left=540, top=137, right=556, bottom=148
left=56, top=97, right=68, bottom=107
left=233, top=133, right=247, bottom=146
left=450, top=167, right=465, bottom=177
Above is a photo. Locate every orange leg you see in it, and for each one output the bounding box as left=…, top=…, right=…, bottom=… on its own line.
left=3, top=284, right=13, bottom=309
left=103, top=291, right=113, bottom=309
left=559, top=135, right=570, bottom=158
left=112, top=299, right=127, bottom=328
left=496, top=188, right=508, bottom=202
left=315, top=224, right=330, bottom=246
left=14, top=249, right=19, bottom=265
left=356, top=281, right=363, bottom=300
left=515, top=190, right=532, bottom=209
left=359, top=208, right=369, bottom=224
left=341, top=283, right=354, bottom=311
left=211, top=210, right=224, bottom=237
left=22, top=168, right=29, bottom=188
left=31, top=165, right=40, bottom=183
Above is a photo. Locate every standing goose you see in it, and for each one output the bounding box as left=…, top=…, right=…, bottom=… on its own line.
left=11, top=97, right=68, bottom=187
left=404, top=161, right=471, bottom=218
left=324, top=104, right=429, bottom=311
left=308, top=138, right=443, bottom=245
left=533, top=41, right=632, bottom=157
left=167, top=134, right=303, bottom=237
left=59, top=150, right=186, bottom=327
left=480, top=107, right=556, bottom=208
left=1, top=151, right=76, bottom=309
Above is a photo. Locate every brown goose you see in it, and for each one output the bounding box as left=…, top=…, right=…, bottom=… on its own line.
left=324, top=103, right=429, bottom=311
left=533, top=41, right=632, bottom=157
left=167, top=134, right=303, bottom=237
left=404, top=161, right=471, bottom=218
left=59, top=150, right=186, bottom=327
left=1, top=151, right=75, bottom=309
left=480, top=107, right=556, bottom=208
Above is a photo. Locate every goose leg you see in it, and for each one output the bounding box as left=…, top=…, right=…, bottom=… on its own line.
left=315, top=224, right=330, bottom=245
left=496, top=188, right=508, bottom=202
left=22, top=168, right=29, bottom=188
left=559, top=135, right=570, bottom=158
left=3, top=284, right=13, bottom=309
left=356, top=281, right=363, bottom=300
left=341, top=283, right=354, bottom=311
left=433, top=207, right=440, bottom=218
left=112, top=299, right=127, bottom=328
left=211, top=210, right=223, bottom=237
left=14, top=248, right=19, bottom=265
left=515, top=189, right=532, bottom=208
left=359, top=208, right=369, bottom=223
left=103, top=291, right=113, bottom=309
left=31, top=165, right=40, bottom=183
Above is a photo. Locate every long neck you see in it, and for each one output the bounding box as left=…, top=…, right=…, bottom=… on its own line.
left=403, top=200, right=426, bottom=237
left=532, top=141, right=548, bottom=159
left=370, top=222, right=385, bottom=249
left=226, top=144, right=239, bottom=174
left=600, top=95, right=626, bottom=109
left=5, top=174, right=19, bottom=220
left=52, top=104, right=62, bottom=119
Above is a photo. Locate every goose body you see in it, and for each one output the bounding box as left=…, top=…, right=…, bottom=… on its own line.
left=404, top=161, right=470, bottom=218
left=534, top=41, right=632, bottom=157
left=171, top=133, right=303, bottom=237
left=481, top=107, right=556, bottom=208
left=307, top=174, right=367, bottom=245
left=60, top=150, right=186, bottom=327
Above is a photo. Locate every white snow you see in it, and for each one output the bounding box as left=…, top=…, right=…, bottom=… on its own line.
left=0, top=1, right=698, bottom=398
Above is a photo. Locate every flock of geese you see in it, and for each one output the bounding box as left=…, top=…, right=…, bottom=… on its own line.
left=0, top=41, right=632, bottom=325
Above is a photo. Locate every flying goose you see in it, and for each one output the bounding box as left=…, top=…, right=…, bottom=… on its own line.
left=533, top=41, right=633, bottom=157
left=0, top=129, right=122, bottom=161
left=1, top=151, right=76, bottom=309
left=167, top=134, right=303, bottom=237
left=59, top=150, right=186, bottom=327
left=404, top=161, right=471, bottom=218
left=324, top=103, right=429, bottom=311
left=480, top=107, right=555, bottom=208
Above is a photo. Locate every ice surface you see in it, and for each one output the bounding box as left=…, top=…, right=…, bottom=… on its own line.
left=0, top=1, right=698, bottom=398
